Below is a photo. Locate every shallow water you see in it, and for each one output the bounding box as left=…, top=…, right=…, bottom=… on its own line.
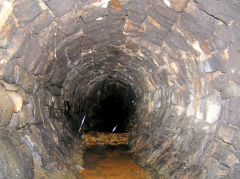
left=79, top=147, right=152, bottom=179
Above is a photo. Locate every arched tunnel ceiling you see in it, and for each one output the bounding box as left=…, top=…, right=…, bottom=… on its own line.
left=0, top=0, right=240, bottom=178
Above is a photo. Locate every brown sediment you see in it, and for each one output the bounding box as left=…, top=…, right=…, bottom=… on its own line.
left=83, top=132, right=129, bottom=146
left=79, top=132, right=152, bottom=178
left=110, top=0, right=123, bottom=11
left=79, top=148, right=152, bottom=179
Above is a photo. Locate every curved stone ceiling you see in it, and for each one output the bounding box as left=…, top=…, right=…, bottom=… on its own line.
left=0, top=0, right=240, bottom=178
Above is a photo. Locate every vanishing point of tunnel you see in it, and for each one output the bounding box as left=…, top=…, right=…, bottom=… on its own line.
left=0, top=0, right=240, bottom=178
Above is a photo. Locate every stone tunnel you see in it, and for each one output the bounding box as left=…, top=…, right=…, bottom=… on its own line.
left=0, top=0, right=240, bottom=178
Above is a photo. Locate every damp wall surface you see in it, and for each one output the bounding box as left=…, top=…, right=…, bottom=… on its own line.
left=0, top=0, right=240, bottom=178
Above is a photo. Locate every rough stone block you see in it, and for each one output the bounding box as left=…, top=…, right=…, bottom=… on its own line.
left=168, top=0, right=189, bottom=12
left=194, top=0, right=240, bottom=24
left=82, top=8, right=108, bottom=23
left=106, top=15, right=124, bottom=32
left=111, top=0, right=130, bottom=12
left=44, top=0, right=75, bottom=17
left=19, top=104, right=34, bottom=127
left=24, top=135, right=43, bottom=167
left=220, top=97, right=240, bottom=128
left=128, top=10, right=146, bottom=23
left=28, top=10, right=53, bottom=33
left=123, top=19, right=144, bottom=36
left=166, top=31, right=191, bottom=52
left=15, top=35, right=42, bottom=71
left=55, top=7, right=81, bottom=35
left=229, top=40, right=240, bottom=70
left=207, top=53, right=228, bottom=73
left=125, top=40, right=139, bottom=52
left=143, top=21, right=166, bottom=46
left=7, top=113, right=20, bottom=129
left=0, top=86, right=14, bottom=126
left=214, top=143, right=239, bottom=167
left=233, top=135, right=240, bottom=153
left=215, top=122, right=237, bottom=144
left=220, top=80, right=240, bottom=100
left=205, top=159, right=229, bottom=178
left=0, top=128, right=33, bottom=179
left=229, top=163, right=240, bottom=179
left=2, top=60, right=17, bottom=84
left=51, top=67, right=67, bottom=87
left=13, top=0, right=42, bottom=24
left=21, top=73, right=37, bottom=94
left=149, top=6, right=176, bottom=31
left=83, top=18, right=106, bottom=33
left=179, top=4, right=217, bottom=41
left=0, top=20, right=14, bottom=49
left=7, top=91, right=23, bottom=113
left=5, top=27, right=30, bottom=60
left=205, top=93, right=222, bottom=124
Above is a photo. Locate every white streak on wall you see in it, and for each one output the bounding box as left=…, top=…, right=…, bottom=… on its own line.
left=192, top=41, right=207, bottom=62
left=96, top=17, right=103, bottom=21
left=163, top=0, right=171, bottom=7
left=0, top=0, right=13, bottom=31
left=93, top=0, right=110, bottom=8
left=205, top=96, right=221, bottom=124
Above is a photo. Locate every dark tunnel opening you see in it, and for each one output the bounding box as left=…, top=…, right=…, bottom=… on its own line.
left=64, top=78, right=137, bottom=135
left=1, top=0, right=240, bottom=178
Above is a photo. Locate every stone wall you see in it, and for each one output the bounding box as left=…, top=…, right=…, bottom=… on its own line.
left=0, top=0, right=240, bottom=178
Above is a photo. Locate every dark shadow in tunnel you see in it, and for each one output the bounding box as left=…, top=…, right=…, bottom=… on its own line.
left=65, top=78, right=137, bottom=135
left=83, top=78, right=137, bottom=133
left=89, top=84, right=132, bottom=132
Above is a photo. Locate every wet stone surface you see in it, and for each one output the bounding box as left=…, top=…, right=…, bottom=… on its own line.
left=79, top=146, right=152, bottom=179
left=78, top=132, right=155, bottom=179
left=0, top=0, right=240, bottom=178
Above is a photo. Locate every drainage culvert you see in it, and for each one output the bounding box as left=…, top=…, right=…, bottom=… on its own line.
left=0, top=0, right=240, bottom=178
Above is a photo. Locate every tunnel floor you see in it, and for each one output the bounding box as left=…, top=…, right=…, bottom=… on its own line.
left=79, top=132, right=152, bottom=179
